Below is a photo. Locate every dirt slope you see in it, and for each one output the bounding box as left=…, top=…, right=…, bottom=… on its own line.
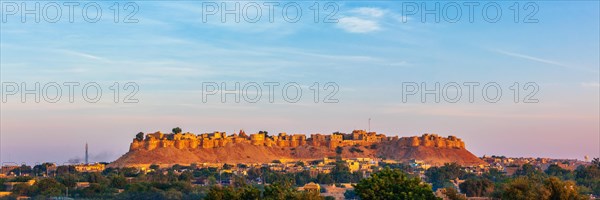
left=109, top=141, right=485, bottom=168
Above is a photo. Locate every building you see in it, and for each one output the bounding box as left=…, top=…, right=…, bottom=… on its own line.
left=299, top=182, right=321, bottom=193
left=74, top=163, right=105, bottom=172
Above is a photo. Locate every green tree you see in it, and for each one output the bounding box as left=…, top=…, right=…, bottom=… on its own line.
left=515, top=163, right=542, bottom=177
left=31, top=178, right=65, bottom=197
left=150, top=164, right=160, bottom=171
left=459, top=178, right=494, bottom=197
left=57, top=174, right=78, bottom=188
left=207, top=176, right=218, bottom=185
left=331, top=161, right=353, bottom=183
left=545, top=164, right=573, bottom=180
left=335, top=146, right=343, bottom=155
left=206, top=185, right=241, bottom=200
left=574, top=164, right=600, bottom=195
left=11, top=183, right=32, bottom=196
left=164, top=188, right=184, bottom=200
left=442, top=187, right=466, bottom=200
left=110, top=174, right=127, bottom=189
left=172, top=127, right=182, bottom=134
left=544, top=176, right=587, bottom=200
left=425, top=163, right=465, bottom=190
left=136, top=132, right=144, bottom=141
left=592, top=158, right=600, bottom=168
left=482, top=168, right=507, bottom=183
left=240, top=185, right=261, bottom=200
left=179, top=171, right=193, bottom=182
left=344, top=189, right=358, bottom=200
left=353, top=168, right=440, bottom=200
left=498, top=176, right=550, bottom=200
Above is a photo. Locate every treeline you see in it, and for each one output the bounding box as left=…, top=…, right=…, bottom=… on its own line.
left=1, top=159, right=598, bottom=199
left=413, top=159, right=600, bottom=199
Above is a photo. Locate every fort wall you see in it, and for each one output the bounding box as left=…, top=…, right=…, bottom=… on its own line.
left=129, top=130, right=466, bottom=152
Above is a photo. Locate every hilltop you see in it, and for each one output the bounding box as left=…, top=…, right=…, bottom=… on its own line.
left=109, top=130, right=486, bottom=168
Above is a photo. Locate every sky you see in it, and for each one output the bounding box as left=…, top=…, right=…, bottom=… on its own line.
left=0, top=1, right=599, bottom=165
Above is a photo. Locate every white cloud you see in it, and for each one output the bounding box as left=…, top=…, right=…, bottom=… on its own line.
left=495, top=49, right=568, bottom=67
left=61, top=50, right=107, bottom=61
left=494, top=49, right=598, bottom=73
left=351, top=7, right=385, bottom=18
left=337, top=17, right=380, bottom=33
left=580, top=82, right=600, bottom=88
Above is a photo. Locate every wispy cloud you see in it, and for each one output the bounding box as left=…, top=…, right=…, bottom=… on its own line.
left=581, top=82, right=600, bottom=88
left=61, top=50, right=106, bottom=61
left=337, top=17, right=381, bottom=33
left=494, top=49, right=597, bottom=72
left=337, top=7, right=387, bottom=33
left=350, top=7, right=385, bottom=18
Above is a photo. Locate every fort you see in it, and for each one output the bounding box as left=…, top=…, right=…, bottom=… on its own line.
left=129, top=130, right=466, bottom=152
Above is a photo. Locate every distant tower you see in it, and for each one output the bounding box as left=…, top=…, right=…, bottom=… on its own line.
left=368, top=118, right=371, bottom=132
left=85, top=142, right=89, bottom=164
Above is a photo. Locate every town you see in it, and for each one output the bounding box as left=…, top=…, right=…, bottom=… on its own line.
left=0, top=145, right=597, bottom=199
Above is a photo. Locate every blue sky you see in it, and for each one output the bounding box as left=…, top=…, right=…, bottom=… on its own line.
left=1, top=1, right=599, bottom=164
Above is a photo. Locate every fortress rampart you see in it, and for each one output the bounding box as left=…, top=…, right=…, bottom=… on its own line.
left=129, top=130, right=465, bottom=151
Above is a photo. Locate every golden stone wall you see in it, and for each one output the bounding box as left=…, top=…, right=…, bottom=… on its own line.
left=128, top=131, right=466, bottom=152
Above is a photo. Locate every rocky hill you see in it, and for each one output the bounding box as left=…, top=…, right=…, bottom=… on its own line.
left=109, top=130, right=485, bottom=168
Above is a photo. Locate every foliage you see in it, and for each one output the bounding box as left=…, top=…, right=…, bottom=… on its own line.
left=349, top=147, right=363, bottom=153
left=136, top=132, right=145, bottom=141
left=31, top=178, right=66, bottom=197
left=172, top=127, right=182, bottom=134
left=515, top=163, right=544, bottom=177
left=574, top=163, right=600, bottom=195
left=425, top=163, right=465, bottom=190
left=459, top=178, right=494, bottom=197
left=353, top=168, right=439, bottom=200
left=545, top=164, right=574, bottom=180
left=442, top=187, right=466, bottom=200
left=495, top=176, right=588, bottom=200
left=544, top=176, right=587, bottom=200
left=335, top=146, right=343, bottom=155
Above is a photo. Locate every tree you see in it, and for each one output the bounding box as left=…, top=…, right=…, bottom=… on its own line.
left=498, top=176, right=550, bottom=200
left=335, top=146, right=343, bottom=155
left=31, top=178, right=65, bottom=197
left=136, top=132, right=144, bottom=141
left=110, top=174, right=127, bottom=189
left=150, top=164, right=160, bottom=171
left=240, top=185, right=261, bottom=200
left=263, top=181, right=322, bottom=200
left=179, top=171, right=193, bottom=182
left=442, top=187, right=466, bottom=200
left=515, top=163, right=542, bottom=177
left=544, top=176, right=587, bottom=200
left=172, top=127, right=182, bottom=134
left=33, top=163, right=54, bottom=176
left=344, top=190, right=358, bottom=200
left=331, top=162, right=353, bottom=183
left=482, top=168, right=507, bottom=183
left=593, top=158, right=600, bottom=168
left=353, top=168, right=440, bottom=200
left=259, top=131, right=269, bottom=137
left=574, top=164, right=600, bottom=196
left=11, top=183, right=32, bottom=196
left=459, top=178, right=493, bottom=197
left=545, top=164, right=573, bottom=179
left=223, top=163, right=233, bottom=170
left=57, top=174, right=78, bottom=188
left=425, top=163, right=465, bottom=190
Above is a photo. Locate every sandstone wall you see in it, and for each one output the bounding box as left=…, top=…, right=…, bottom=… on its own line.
left=128, top=131, right=466, bottom=152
